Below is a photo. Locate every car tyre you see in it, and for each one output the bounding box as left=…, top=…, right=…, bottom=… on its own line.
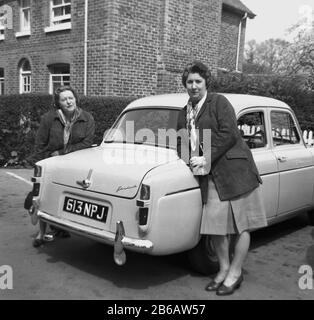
left=307, top=209, right=314, bottom=226
left=187, top=235, right=219, bottom=275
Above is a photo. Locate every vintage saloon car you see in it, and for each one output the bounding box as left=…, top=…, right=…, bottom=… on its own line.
left=31, top=93, right=314, bottom=274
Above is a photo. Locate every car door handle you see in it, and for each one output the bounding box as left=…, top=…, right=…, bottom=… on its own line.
left=277, top=156, right=287, bottom=162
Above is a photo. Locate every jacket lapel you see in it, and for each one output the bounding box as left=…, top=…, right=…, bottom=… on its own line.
left=195, top=92, right=213, bottom=123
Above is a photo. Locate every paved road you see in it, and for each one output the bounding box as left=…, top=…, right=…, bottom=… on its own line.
left=0, top=168, right=314, bottom=300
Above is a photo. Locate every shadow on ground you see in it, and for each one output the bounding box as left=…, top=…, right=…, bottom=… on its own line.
left=34, top=234, right=194, bottom=290
left=31, top=213, right=312, bottom=289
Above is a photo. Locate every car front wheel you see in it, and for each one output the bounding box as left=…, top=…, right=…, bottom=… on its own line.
left=187, top=235, right=219, bottom=275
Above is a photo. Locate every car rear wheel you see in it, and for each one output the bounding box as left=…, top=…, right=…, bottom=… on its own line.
left=187, top=235, right=219, bottom=275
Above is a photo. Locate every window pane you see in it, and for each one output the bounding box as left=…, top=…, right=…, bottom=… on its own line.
left=22, top=75, right=31, bottom=92
left=0, top=81, right=4, bottom=95
left=237, top=112, right=266, bottom=149
left=20, top=59, right=31, bottom=93
left=53, top=7, right=64, bottom=17
left=22, top=60, right=31, bottom=71
left=50, top=64, right=71, bottom=94
left=271, top=112, right=300, bottom=146
left=22, top=10, right=30, bottom=29
left=64, top=6, right=71, bottom=15
left=52, top=75, right=62, bottom=81
left=0, top=12, right=7, bottom=29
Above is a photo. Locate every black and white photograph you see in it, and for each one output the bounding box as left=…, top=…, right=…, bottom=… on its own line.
left=0, top=0, right=313, bottom=305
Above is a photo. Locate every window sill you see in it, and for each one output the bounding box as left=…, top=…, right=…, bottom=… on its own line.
left=44, top=22, right=71, bottom=33
left=15, top=30, right=31, bottom=38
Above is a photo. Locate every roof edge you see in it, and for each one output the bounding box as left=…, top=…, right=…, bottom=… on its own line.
left=222, top=3, right=256, bottom=19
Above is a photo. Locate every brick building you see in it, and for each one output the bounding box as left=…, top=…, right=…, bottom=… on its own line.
left=0, top=0, right=255, bottom=97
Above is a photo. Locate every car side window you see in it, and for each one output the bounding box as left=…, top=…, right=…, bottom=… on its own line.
left=270, top=111, right=300, bottom=146
left=237, top=111, right=266, bottom=149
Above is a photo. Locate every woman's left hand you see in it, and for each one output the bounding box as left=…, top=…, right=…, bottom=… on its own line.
left=190, top=156, right=205, bottom=168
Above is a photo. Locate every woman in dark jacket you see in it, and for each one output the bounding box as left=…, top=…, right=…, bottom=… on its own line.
left=28, top=85, right=95, bottom=247
left=177, top=61, right=267, bottom=295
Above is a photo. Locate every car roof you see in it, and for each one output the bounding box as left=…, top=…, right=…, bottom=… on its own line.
left=125, top=93, right=291, bottom=114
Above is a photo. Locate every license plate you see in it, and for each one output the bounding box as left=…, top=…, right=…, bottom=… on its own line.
left=63, top=196, right=108, bottom=223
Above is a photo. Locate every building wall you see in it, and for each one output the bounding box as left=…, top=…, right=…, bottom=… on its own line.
left=91, top=0, right=222, bottom=96
left=0, top=0, right=247, bottom=97
left=0, top=0, right=85, bottom=94
left=219, top=8, right=246, bottom=72
left=157, top=0, right=221, bottom=94
left=97, top=0, right=161, bottom=97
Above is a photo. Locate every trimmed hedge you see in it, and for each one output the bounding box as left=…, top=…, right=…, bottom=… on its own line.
left=0, top=94, right=136, bottom=165
left=79, top=96, right=136, bottom=144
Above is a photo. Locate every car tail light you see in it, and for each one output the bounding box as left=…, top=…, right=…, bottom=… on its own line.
left=34, top=165, right=42, bottom=177
left=140, top=184, right=150, bottom=200
left=137, top=184, right=150, bottom=232
left=32, top=183, right=40, bottom=196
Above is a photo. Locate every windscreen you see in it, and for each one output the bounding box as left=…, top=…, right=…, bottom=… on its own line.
left=103, top=108, right=180, bottom=149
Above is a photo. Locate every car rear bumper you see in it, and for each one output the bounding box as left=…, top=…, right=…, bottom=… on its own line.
left=37, top=210, right=154, bottom=254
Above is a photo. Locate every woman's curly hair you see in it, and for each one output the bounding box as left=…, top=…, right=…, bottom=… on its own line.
left=181, top=61, right=211, bottom=89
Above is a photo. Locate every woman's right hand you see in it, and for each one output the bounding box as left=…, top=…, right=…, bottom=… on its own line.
left=190, top=156, right=205, bottom=168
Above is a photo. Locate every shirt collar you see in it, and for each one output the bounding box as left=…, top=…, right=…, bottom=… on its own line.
left=187, top=91, right=207, bottom=116
left=54, top=108, right=86, bottom=122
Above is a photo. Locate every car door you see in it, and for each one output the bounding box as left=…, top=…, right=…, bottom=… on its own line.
left=237, top=108, right=279, bottom=219
left=270, top=108, right=314, bottom=215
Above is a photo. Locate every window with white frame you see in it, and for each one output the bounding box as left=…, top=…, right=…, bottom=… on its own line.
left=19, top=59, right=32, bottom=93
left=51, top=0, right=71, bottom=25
left=19, top=0, right=31, bottom=32
left=0, top=68, right=4, bottom=95
left=48, top=64, right=70, bottom=94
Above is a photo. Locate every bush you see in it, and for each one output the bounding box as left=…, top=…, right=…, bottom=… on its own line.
left=0, top=94, right=135, bottom=165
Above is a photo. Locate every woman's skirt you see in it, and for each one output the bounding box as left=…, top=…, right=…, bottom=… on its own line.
left=200, top=178, right=267, bottom=235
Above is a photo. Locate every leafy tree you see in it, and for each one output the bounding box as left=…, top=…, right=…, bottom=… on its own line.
left=285, top=21, right=314, bottom=88
left=243, top=38, right=290, bottom=74
left=244, top=15, right=314, bottom=89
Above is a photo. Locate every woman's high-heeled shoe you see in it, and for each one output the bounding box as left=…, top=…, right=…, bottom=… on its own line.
left=216, top=274, right=243, bottom=296
left=32, top=238, right=44, bottom=248
left=205, top=279, right=223, bottom=291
